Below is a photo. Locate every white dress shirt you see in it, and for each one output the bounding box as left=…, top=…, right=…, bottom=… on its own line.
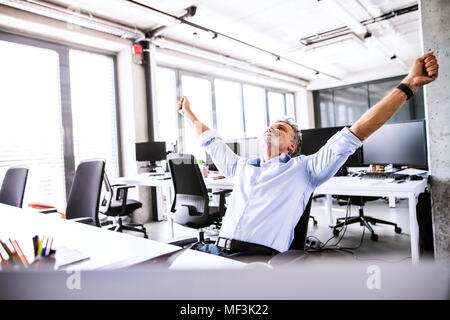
left=200, top=127, right=362, bottom=252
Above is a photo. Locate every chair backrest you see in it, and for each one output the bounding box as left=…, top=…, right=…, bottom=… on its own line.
left=167, top=153, right=210, bottom=220
left=98, top=172, right=113, bottom=214
left=66, top=159, right=105, bottom=227
left=0, top=166, right=29, bottom=208
left=289, top=195, right=313, bottom=250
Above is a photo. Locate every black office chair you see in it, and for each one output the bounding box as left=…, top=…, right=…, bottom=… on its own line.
left=64, top=159, right=106, bottom=227
left=268, top=196, right=313, bottom=266
left=166, top=153, right=230, bottom=246
left=332, top=196, right=402, bottom=241
left=99, top=173, right=148, bottom=238
left=0, top=166, right=29, bottom=208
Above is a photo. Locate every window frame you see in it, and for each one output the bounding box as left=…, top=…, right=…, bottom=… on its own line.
left=155, top=64, right=296, bottom=150
left=0, top=31, right=122, bottom=199
left=313, top=75, right=422, bottom=128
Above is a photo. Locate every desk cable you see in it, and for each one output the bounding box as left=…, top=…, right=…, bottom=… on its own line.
left=306, top=197, right=366, bottom=253
left=305, top=199, right=412, bottom=263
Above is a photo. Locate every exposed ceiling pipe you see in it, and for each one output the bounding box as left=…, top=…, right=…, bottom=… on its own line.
left=128, top=0, right=340, bottom=81
left=318, top=0, right=409, bottom=71
left=145, top=5, right=197, bottom=39
left=0, top=0, right=146, bottom=40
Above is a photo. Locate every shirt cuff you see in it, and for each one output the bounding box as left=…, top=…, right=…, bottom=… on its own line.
left=326, top=127, right=362, bottom=155
left=339, top=127, right=363, bottom=146
left=199, top=129, right=221, bottom=147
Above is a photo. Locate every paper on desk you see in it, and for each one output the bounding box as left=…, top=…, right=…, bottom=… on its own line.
left=54, top=246, right=90, bottom=270
left=395, top=168, right=428, bottom=175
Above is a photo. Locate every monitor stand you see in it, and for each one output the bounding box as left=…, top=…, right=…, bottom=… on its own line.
left=141, top=161, right=159, bottom=172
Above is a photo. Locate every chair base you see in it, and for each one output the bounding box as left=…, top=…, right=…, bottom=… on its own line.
left=333, top=208, right=402, bottom=241
left=108, top=217, right=148, bottom=238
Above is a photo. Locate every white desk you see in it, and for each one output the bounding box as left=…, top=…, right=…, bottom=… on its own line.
left=117, top=173, right=427, bottom=264
left=0, top=204, right=245, bottom=271
left=315, top=176, right=428, bottom=264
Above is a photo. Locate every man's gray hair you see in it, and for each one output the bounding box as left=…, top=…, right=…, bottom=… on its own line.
left=275, top=117, right=302, bottom=157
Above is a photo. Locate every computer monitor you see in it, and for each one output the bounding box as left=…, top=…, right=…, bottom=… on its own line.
left=135, top=141, right=167, bottom=171
left=300, top=126, right=362, bottom=166
left=362, top=120, right=427, bottom=167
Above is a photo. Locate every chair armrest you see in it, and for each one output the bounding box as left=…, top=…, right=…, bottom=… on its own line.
left=212, top=190, right=232, bottom=196
left=268, top=250, right=308, bottom=267
left=166, top=236, right=198, bottom=247
left=212, top=190, right=232, bottom=217
left=69, top=217, right=94, bottom=225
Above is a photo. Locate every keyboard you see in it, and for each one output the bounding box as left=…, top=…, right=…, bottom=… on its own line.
left=358, top=172, right=409, bottom=180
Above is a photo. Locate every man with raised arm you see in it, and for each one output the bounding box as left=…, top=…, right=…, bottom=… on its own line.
left=177, top=52, right=439, bottom=258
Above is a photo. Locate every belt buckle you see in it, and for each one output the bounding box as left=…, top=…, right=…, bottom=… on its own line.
left=218, top=238, right=232, bottom=251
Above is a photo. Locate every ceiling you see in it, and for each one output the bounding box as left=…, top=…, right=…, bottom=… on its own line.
left=40, top=0, right=421, bottom=89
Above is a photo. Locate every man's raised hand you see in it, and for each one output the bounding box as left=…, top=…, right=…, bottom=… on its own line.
left=177, top=96, right=191, bottom=116
left=403, top=52, right=439, bottom=92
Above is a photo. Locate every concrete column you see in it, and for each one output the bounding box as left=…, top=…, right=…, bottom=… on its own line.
left=420, top=0, right=450, bottom=263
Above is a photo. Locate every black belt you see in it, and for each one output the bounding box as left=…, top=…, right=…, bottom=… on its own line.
left=216, top=237, right=279, bottom=255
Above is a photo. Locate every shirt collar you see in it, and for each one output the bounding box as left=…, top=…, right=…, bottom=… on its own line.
left=248, top=153, right=291, bottom=167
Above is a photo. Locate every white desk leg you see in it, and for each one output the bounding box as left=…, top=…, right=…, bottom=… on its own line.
left=389, top=196, right=396, bottom=208
left=211, top=188, right=220, bottom=206
left=170, top=217, right=174, bottom=238
left=326, top=194, right=334, bottom=227
left=155, top=186, right=163, bottom=221
left=408, top=194, right=420, bottom=264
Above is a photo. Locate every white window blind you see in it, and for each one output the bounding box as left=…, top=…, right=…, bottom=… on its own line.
left=243, top=84, right=267, bottom=138
left=215, top=79, right=243, bottom=140
left=69, top=49, right=119, bottom=178
left=155, top=67, right=178, bottom=149
left=268, top=91, right=286, bottom=124
left=181, top=75, right=213, bottom=162
left=0, top=40, right=66, bottom=209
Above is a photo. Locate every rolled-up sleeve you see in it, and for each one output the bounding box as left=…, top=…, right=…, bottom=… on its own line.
left=199, top=129, right=240, bottom=179
left=305, top=127, right=362, bottom=187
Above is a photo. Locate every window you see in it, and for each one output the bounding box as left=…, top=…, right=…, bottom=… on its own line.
left=215, top=79, right=243, bottom=140
left=285, top=93, right=296, bottom=120
left=181, top=74, right=213, bottom=162
left=243, top=84, right=266, bottom=138
left=70, top=49, right=119, bottom=177
left=368, top=79, right=411, bottom=124
left=313, top=76, right=425, bottom=128
left=333, top=85, right=368, bottom=126
left=0, top=39, right=66, bottom=209
left=267, top=91, right=286, bottom=124
left=0, top=33, right=120, bottom=208
left=155, top=67, right=178, bottom=150
left=153, top=67, right=296, bottom=159
left=317, top=90, right=334, bottom=128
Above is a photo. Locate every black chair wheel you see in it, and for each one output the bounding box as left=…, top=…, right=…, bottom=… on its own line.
left=395, top=227, right=402, bottom=234
left=371, top=233, right=378, bottom=241
left=313, top=220, right=318, bottom=226
left=333, top=229, right=340, bottom=237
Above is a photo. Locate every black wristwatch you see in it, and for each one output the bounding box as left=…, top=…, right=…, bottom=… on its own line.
left=396, top=83, right=414, bottom=100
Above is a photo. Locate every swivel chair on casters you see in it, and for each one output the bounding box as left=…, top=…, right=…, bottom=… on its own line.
left=0, top=166, right=29, bottom=208
left=166, top=153, right=230, bottom=247
left=99, top=173, right=148, bottom=238
left=29, top=159, right=107, bottom=226
left=332, top=196, right=402, bottom=241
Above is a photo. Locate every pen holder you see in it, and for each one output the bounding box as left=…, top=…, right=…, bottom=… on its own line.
left=30, top=249, right=56, bottom=270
